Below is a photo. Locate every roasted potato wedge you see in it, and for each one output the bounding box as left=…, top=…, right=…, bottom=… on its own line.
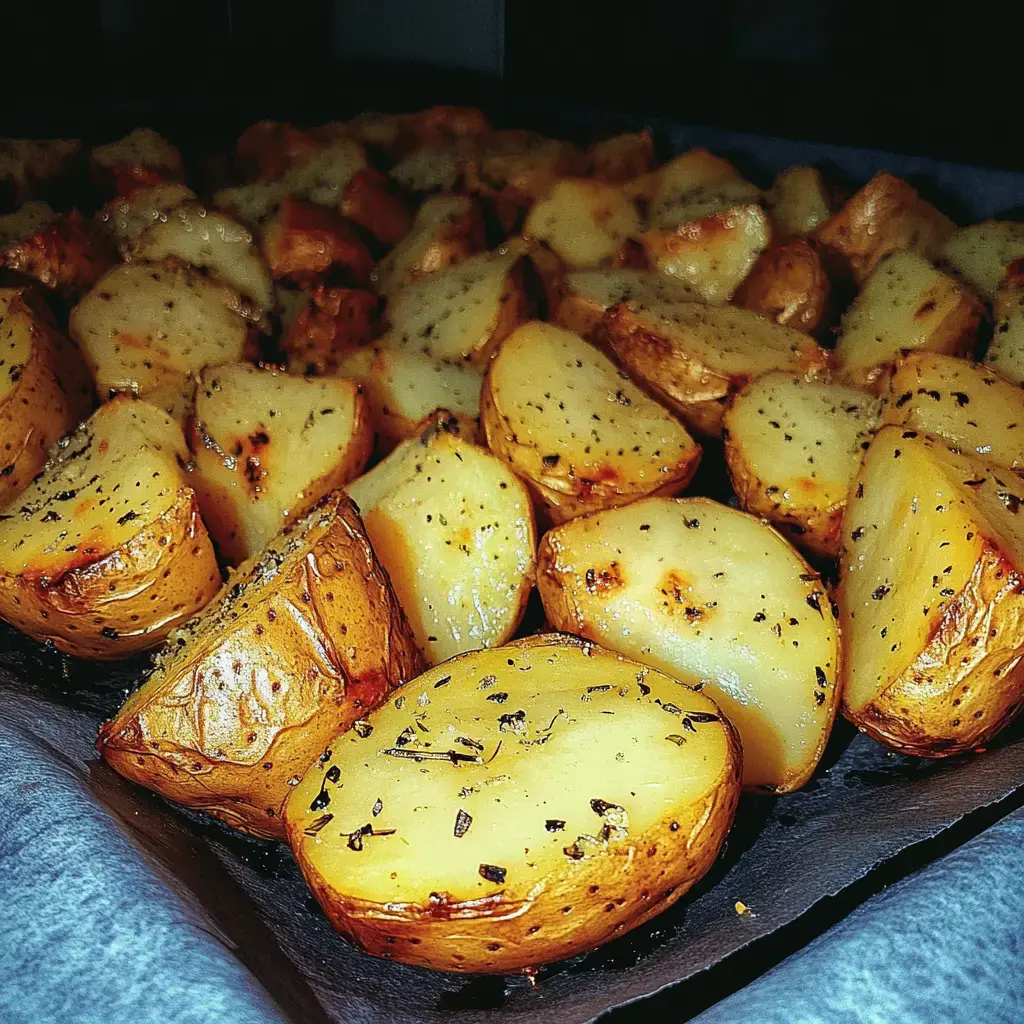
left=213, top=180, right=289, bottom=229
left=538, top=497, right=840, bottom=791
left=482, top=321, right=700, bottom=522
left=236, top=120, right=321, bottom=180
left=281, top=286, right=379, bottom=375
left=816, top=172, right=954, bottom=284
left=388, top=145, right=463, bottom=194
left=724, top=373, right=882, bottom=557
left=384, top=246, right=528, bottom=366
left=403, top=106, right=490, bottom=151
left=835, top=251, right=982, bottom=389
left=347, top=416, right=535, bottom=663
left=647, top=149, right=761, bottom=231
left=986, top=273, right=1024, bottom=384
left=347, top=112, right=404, bottom=159
left=940, top=221, right=1024, bottom=301
left=90, top=128, right=184, bottom=196
left=98, top=183, right=198, bottom=249
left=375, top=194, right=484, bottom=295
left=767, top=166, right=831, bottom=240
left=596, top=300, right=829, bottom=436
left=0, top=201, right=57, bottom=244
left=285, top=633, right=740, bottom=973
left=97, top=490, right=423, bottom=838
left=0, top=138, right=79, bottom=207
left=0, top=397, right=219, bottom=658
left=282, top=137, right=368, bottom=207
left=337, top=168, right=412, bottom=246
left=587, top=130, right=655, bottom=183
left=522, top=180, right=641, bottom=269
left=731, top=237, right=830, bottom=334
left=839, top=426, right=1024, bottom=756
left=190, top=364, right=371, bottom=564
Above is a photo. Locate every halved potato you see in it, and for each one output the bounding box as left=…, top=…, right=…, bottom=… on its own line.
left=285, top=633, right=740, bottom=973
left=816, top=172, right=954, bottom=284
left=538, top=497, right=840, bottom=791
left=731, top=237, right=830, bottom=334
left=129, top=203, right=273, bottom=325
left=281, top=286, right=379, bottom=375
left=647, top=149, right=762, bottom=231
left=522, top=180, right=641, bottom=269
left=283, top=137, right=368, bottom=207
left=347, top=416, right=535, bottom=663
left=375, top=194, right=484, bottom=295
left=0, top=138, right=79, bottom=206
left=724, top=373, right=882, bottom=557
left=940, top=221, right=1024, bottom=300
left=213, top=180, right=289, bottom=229
left=767, top=166, right=831, bottom=240
left=482, top=321, right=700, bottom=523
left=0, top=201, right=57, bottom=245
left=97, top=490, right=423, bottom=838
left=834, top=251, right=983, bottom=388
left=0, top=397, right=220, bottom=658
left=596, top=300, right=829, bottom=436
left=69, top=260, right=251, bottom=421
left=986, top=274, right=1024, bottom=383
left=588, top=130, right=655, bottom=183
left=335, top=346, right=483, bottom=453
left=384, top=246, right=529, bottom=366
left=388, top=145, right=462, bottom=194
left=97, top=183, right=198, bottom=249
left=839, top=426, right=1024, bottom=756
left=190, top=364, right=371, bottom=565
left=90, top=128, right=184, bottom=195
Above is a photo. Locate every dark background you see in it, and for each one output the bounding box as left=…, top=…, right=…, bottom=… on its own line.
left=5, top=0, right=1024, bottom=170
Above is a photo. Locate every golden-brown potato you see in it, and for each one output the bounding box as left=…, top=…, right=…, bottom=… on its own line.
left=986, top=272, right=1024, bottom=384
left=834, top=251, right=983, bottom=389
left=839, top=426, right=1024, bottom=756
left=90, top=128, right=184, bottom=196
left=731, top=237, right=830, bottom=334
left=384, top=246, right=529, bottom=366
left=481, top=321, right=700, bottom=523
left=537, top=497, right=840, bottom=792
left=236, top=120, right=321, bottom=180
left=724, top=373, right=882, bottom=557
left=939, top=221, right=1024, bottom=301
left=0, top=201, right=58, bottom=245
left=97, top=182, right=198, bottom=250
left=767, top=166, right=831, bottom=240
left=647, top=149, right=761, bottom=230
left=402, top=106, right=490, bottom=152
left=0, top=291, right=93, bottom=505
left=0, top=397, right=220, bottom=658
left=347, top=416, right=535, bottom=663
left=281, top=137, right=368, bottom=207
left=816, top=172, right=954, bottom=284
left=374, top=194, right=484, bottom=295
left=280, top=285, right=380, bottom=375
left=285, top=634, right=740, bottom=973
left=97, top=490, right=423, bottom=838
left=595, top=300, right=830, bottom=436
left=0, top=138, right=79, bottom=207
left=190, top=364, right=371, bottom=565
left=587, top=130, right=655, bottom=183
left=338, top=167, right=412, bottom=246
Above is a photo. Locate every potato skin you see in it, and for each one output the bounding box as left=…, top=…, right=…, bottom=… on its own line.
left=339, top=168, right=412, bottom=245
left=97, top=494, right=423, bottom=838
left=731, top=238, right=830, bottom=334
left=280, top=286, right=380, bottom=375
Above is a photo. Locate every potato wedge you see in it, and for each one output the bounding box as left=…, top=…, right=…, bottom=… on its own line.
left=388, top=145, right=462, bottom=194
left=482, top=321, right=700, bottom=522
left=213, top=180, right=289, bottom=229
left=347, top=112, right=404, bottom=159
left=839, top=426, right=1024, bottom=756
left=403, top=106, right=490, bottom=151
left=596, top=300, right=829, bottom=436
left=97, top=183, right=198, bottom=249
left=538, top=497, right=840, bottom=791
left=465, top=132, right=587, bottom=202
left=816, top=172, right=954, bottom=284
left=236, top=121, right=320, bottom=180
left=285, top=633, right=740, bottom=973
left=767, top=166, right=831, bottom=240
left=283, top=137, right=368, bottom=208
left=0, top=138, right=79, bottom=207
left=347, top=417, right=535, bottom=663
left=724, top=373, right=882, bottom=557
left=835, top=251, right=983, bottom=389
left=337, top=168, right=412, bottom=246
left=939, top=221, right=1024, bottom=301
left=97, top=490, right=423, bottom=838
left=69, top=260, right=251, bottom=421
left=522, top=180, right=641, bottom=269
left=647, top=149, right=761, bottom=231
left=0, top=397, right=219, bottom=658
left=90, top=129, right=184, bottom=195
left=731, top=237, right=830, bottom=334
left=588, top=130, right=655, bottom=183
left=640, top=203, right=771, bottom=304
left=384, top=246, right=529, bottom=366
left=986, top=274, right=1024, bottom=384
left=374, top=194, right=484, bottom=295
left=0, top=201, right=57, bottom=245
left=281, top=286, right=379, bottom=375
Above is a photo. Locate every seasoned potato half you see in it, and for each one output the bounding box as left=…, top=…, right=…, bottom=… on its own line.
left=640, top=203, right=771, bottom=304
left=0, top=293, right=93, bottom=505
left=883, top=352, right=1024, bottom=467
left=384, top=247, right=529, bottom=366
left=482, top=322, right=700, bottom=523
left=816, top=172, right=954, bottom=284
left=647, top=149, right=761, bottom=231
left=283, top=137, right=368, bottom=208
left=724, top=373, right=882, bottom=557
left=731, top=238, right=830, bottom=334
left=0, top=398, right=219, bottom=658
left=90, top=128, right=184, bottom=194
left=538, top=497, right=841, bottom=791
left=97, top=491, right=423, bottom=838
left=839, top=427, right=1024, bottom=756
left=190, top=364, right=371, bottom=565
left=388, top=145, right=462, bottom=194
left=285, top=634, right=740, bottom=973
left=70, top=260, right=251, bottom=421
left=213, top=180, right=289, bottom=229
left=281, top=285, right=379, bottom=376
left=940, top=221, right=1024, bottom=300
left=335, top=346, right=482, bottom=453
left=767, top=166, right=831, bottom=240
left=986, top=277, right=1024, bottom=384
left=130, top=203, right=274, bottom=325
left=835, top=251, right=983, bottom=389
left=596, top=301, right=829, bottom=436
left=375, top=194, right=484, bottom=295
left=98, top=183, right=198, bottom=249
left=522, top=180, right=641, bottom=269
left=587, top=130, right=655, bottom=183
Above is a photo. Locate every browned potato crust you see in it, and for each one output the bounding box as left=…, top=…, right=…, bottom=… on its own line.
left=338, top=168, right=412, bottom=245
left=731, top=238, right=830, bottom=334
left=280, top=286, right=380, bottom=375
left=587, top=130, right=655, bottom=183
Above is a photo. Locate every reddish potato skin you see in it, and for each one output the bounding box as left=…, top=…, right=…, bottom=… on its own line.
left=340, top=168, right=412, bottom=245
left=281, top=286, right=380, bottom=375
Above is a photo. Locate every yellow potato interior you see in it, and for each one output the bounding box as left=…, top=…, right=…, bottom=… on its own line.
left=213, top=181, right=289, bottom=228
left=388, top=145, right=461, bottom=193
left=99, top=183, right=197, bottom=247
left=284, top=138, right=367, bottom=207
left=648, top=150, right=759, bottom=230
left=91, top=128, right=181, bottom=172
left=0, top=201, right=57, bottom=247
left=767, top=166, right=830, bottom=239
left=941, top=221, right=1024, bottom=300
left=986, top=284, right=1024, bottom=385
left=562, top=268, right=706, bottom=313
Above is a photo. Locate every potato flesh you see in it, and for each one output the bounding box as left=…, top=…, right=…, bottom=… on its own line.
left=347, top=428, right=535, bottom=663
left=538, top=497, right=840, bottom=791
left=287, top=635, right=733, bottom=909
left=388, top=146, right=461, bottom=193
left=213, top=181, right=289, bottom=228
left=647, top=150, right=758, bottom=231
left=986, top=284, right=1024, bottom=384
left=98, top=184, right=198, bottom=248
left=0, top=201, right=57, bottom=247
left=91, top=129, right=181, bottom=173
left=767, top=166, right=830, bottom=239
left=940, top=221, right=1024, bottom=301
left=285, top=138, right=368, bottom=208
left=192, top=364, right=369, bottom=563
left=588, top=131, right=654, bottom=183
left=523, top=180, right=641, bottom=268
